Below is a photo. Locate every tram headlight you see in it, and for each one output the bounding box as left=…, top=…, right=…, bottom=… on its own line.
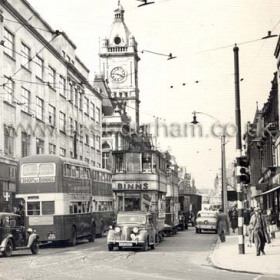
left=115, top=227, right=121, bottom=233
left=132, top=227, right=139, bottom=234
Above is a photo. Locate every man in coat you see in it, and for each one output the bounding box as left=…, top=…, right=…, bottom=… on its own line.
left=216, top=208, right=229, bottom=242
left=249, top=206, right=271, bottom=256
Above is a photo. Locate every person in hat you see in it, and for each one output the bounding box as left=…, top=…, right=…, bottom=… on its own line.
left=216, top=208, right=229, bottom=242
left=249, top=206, right=271, bottom=256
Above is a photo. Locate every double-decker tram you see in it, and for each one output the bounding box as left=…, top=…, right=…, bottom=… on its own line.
left=16, top=155, right=113, bottom=245
left=112, top=149, right=168, bottom=240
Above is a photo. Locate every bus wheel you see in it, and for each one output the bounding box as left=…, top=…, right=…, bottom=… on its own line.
left=108, top=244, right=114, bottom=251
left=88, top=225, right=96, bottom=243
left=3, top=239, right=13, bottom=257
left=69, top=227, right=77, bottom=246
left=98, top=222, right=104, bottom=238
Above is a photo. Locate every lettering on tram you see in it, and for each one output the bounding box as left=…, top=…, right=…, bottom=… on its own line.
left=117, top=182, right=149, bottom=190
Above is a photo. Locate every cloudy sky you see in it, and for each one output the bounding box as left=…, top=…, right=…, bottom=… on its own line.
left=27, top=0, right=280, bottom=189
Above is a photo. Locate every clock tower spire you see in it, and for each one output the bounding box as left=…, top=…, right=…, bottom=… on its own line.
left=99, top=3, right=140, bottom=128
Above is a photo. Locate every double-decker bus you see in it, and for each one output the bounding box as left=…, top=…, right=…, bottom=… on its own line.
left=16, top=155, right=113, bottom=245
left=91, top=167, right=114, bottom=236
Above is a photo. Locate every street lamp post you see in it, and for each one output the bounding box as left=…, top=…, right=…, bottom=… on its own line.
left=191, top=111, right=228, bottom=213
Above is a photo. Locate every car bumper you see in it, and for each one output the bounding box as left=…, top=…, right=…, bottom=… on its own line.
left=107, top=240, right=145, bottom=247
left=196, top=225, right=216, bottom=230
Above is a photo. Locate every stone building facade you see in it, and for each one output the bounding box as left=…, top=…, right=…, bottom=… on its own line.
left=0, top=0, right=103, bottom=211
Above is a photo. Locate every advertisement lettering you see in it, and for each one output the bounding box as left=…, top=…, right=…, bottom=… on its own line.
left=117, top=182, right=149, bottom=190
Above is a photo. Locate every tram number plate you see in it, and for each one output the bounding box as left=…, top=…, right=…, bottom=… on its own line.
left=119, top=242, right=132, bottom=247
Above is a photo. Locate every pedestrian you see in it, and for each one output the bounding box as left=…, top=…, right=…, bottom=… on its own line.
left=230, top=206, right=238, bottom=233
left=267, top=209, right=277, bottom=239
left=216, top=208, right=229, bottom=242
left=249, top=206, right=271, bottom=256
left=243, top=208, right=251, bottom=246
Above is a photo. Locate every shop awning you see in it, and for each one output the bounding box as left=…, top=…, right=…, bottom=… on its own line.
left=254, top=185, right=280, bottom=197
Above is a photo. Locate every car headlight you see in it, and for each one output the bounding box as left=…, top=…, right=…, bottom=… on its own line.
left=130, top=233, right=136, bottom=240
left=115, top=227, right=121, bottom=233
left=132, top=227, right=139, bottom=234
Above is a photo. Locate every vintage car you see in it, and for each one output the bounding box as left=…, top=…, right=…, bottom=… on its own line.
left=107, top=212, right=157, bottom=251
left=0, top=212, right=39, bottom=257
left=195, top=210, right=218, bottom=234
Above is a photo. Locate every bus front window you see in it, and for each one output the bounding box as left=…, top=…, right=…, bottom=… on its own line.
left=22, top=164, right=38, bottom=177
left=39, top=163, right=55, bottom=176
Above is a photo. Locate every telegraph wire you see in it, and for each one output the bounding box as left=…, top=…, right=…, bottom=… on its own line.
left=4, top=17, right=58, bottom=34
left=0, top=31, right=61, bottom=88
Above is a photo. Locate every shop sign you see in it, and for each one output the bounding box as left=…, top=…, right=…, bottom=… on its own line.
left=21, top=177, right=55, bottom=184
left=114, top=181, right=158, bottom=191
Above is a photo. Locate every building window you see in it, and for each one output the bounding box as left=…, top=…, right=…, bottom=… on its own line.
left=59, top=112, right=66, bottom=132
left=36, top=138, right=44, bottom=154
left=96, top=136, right=100, bottom=151
left=4, top=28, right=14, bottom=58
left=35, top=55, right=44, bottom=80
left=85, top=134, right=89, bottom=145
left=3, top=77, right=14, bottom=103
left=49, top=143, right=56, bottom=155
left=48, top=67, right=56, bottom=88
left=84, top=97, right=89, bottom=115
left=90, top=103, right=95, bottom=120
left=96, top=107, right=100, bottom=123
left=21, top=43, right=30, bottom=69
left=21, top=132, right=30, bottom=157
left=80, top=124, right=84, bottom=141
left=4, top=126, right=14, bottom=156
left=74, top=88, right=78, bottom=107
left=48, top=105, right=56, bottom=126
left=79, top=92, right=83, bottom=109
left=69, top=117, right=73, bottom=134
left=85, top=158, right=89, bottom=164
left=60, top=147, right=66, bottom=157
left=59, top=76, right=66, bottom=97
left=90, top=135, right=94, bottom=147
left=21, top=87, right=30, bottom=113
left=36, top=97, right=44, bottom=120
left=68, top=81, right=73, bottom=102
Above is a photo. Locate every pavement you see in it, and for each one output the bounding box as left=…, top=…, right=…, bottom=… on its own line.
left=210, top=231, right=280, bottom=276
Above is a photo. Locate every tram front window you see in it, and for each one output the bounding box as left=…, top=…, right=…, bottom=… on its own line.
left=124, top=194, right=140, bottom=211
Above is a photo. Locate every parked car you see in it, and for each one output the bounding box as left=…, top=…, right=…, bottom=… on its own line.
left=0, top=212, right=39, bottom=257
left=107, top=212, right=157, bottom=251
left=195, top=210, right=218, bottom=234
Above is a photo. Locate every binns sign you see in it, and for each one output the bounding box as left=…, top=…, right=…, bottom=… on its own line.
left=114, top=182, right=157, bottom=191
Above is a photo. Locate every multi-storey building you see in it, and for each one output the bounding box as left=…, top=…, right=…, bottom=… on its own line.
left=244, top=72, right=279, bottom=220
left=0, top=0, right=103, bottom=211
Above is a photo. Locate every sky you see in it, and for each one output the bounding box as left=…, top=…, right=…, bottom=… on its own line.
left=27, top=0, right=280, bottom=189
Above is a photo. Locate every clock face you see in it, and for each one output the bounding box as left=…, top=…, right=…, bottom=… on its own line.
left=110, top=67, right=126, bottom=82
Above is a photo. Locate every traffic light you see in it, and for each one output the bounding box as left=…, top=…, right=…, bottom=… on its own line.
left=237, top=156, right=250, bottom=184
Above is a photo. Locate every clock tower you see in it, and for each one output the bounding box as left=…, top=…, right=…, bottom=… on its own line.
left=99, top=2, right=140, bottom=128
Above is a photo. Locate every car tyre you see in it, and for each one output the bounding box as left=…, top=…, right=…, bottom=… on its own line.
left=69, top=227, right=77, bottom=246
left=142, top=237, right=149, bottom=251
left=88, top=225, right=96, bottom=243
left=3, top=239, right=13, bottom=257
left=196, top=228, right=199, bottom=234
left=31, top=240, right=39, bottom=255
left=108, top=244, right=114, bottom=251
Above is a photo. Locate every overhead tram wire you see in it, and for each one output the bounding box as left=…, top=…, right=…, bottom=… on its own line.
left=4, top=17, right=60, bottom=34
left=0, top=31, right=61, bottom=88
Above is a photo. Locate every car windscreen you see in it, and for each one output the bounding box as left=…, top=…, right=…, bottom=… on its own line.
left=117, top=215, right=146, bottom=224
